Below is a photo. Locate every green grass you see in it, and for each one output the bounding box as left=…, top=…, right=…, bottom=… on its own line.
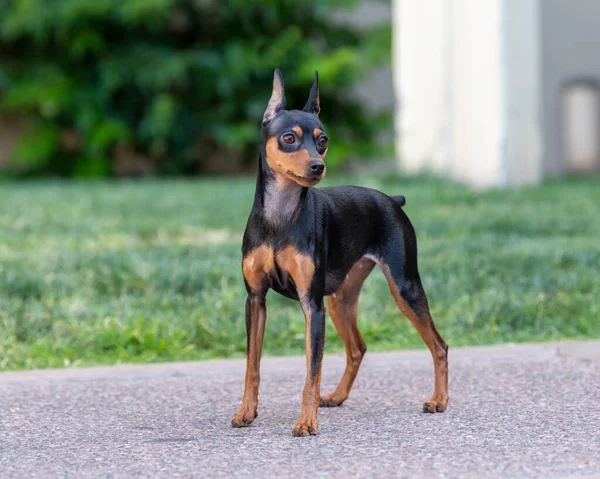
left=0, top=174, right=599, bottom=371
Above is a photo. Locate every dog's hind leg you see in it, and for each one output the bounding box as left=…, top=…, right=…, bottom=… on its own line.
left=320, top=257, right=376, bottom=408
left=380, top=252, right=449, bottom=413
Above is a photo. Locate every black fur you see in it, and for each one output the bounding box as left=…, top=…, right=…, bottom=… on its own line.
left=243, top=74, right=418, bottom=383
left=243, top=179, right=416, bottom=299
left=233, top=69, right=447, bottom=436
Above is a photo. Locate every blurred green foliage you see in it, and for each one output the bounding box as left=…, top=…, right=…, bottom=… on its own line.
left=0, top=0, right=391, bottom=177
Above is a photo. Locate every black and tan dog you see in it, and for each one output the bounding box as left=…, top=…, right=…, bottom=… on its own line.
left=231, top=69, right=449, bottom=436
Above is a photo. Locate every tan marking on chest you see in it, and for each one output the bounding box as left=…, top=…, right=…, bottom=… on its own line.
left=243, top=245, right=275, bottom=291
left=275, top=246, right=315, bottom=295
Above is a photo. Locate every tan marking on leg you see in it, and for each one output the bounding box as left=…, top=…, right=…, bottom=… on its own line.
left=380, top=265, right=449, bottom=412
left=292, top=305, right=324, bottom=437
left=275, top=246, right=321, bottom=436
left=275, top=246, right=315, bottom=295
left=233, top=247, right=274, bottom=427
left=231, top=295, right=267, bottom=427
left=321, top=257, right=375, bottom=407
left=242, top=245, right=274, bottom=291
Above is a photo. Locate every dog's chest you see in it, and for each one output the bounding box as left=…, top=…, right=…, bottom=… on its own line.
left=243, top=244, right=316, bottom=298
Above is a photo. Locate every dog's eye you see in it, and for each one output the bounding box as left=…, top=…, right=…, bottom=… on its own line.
left=282, top=133, right=295, bottom=144
left=317, top=136, right=328, bottom=149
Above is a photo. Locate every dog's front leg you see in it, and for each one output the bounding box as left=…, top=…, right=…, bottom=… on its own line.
left=292, top=296, right=326, bottom=437
left=231, top=292, right=267, bottom=428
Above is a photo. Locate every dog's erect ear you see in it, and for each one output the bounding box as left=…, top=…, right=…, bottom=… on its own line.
left=303, top=70, right=320, bottom=116
left=263, top=69, right=286, bottom=124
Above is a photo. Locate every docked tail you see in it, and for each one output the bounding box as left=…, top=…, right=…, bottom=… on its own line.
left=392, top=195, right=406, bottom=207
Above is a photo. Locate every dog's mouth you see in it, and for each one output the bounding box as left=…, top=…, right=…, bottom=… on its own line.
left=286, top=170, right=324, bottom=186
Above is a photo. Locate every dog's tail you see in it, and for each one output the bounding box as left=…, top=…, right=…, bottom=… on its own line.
left=392, top=195, right=406, bottom=207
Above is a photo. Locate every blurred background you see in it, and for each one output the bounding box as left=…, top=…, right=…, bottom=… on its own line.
left=0, top=0, right=598, bottom=371
left=0, top=0, right=393, bottom=177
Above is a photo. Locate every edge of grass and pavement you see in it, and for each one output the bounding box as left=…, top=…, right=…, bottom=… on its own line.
left=2, top=340, right=600, bottom=478
left=1, top=339, right=599, bottom=383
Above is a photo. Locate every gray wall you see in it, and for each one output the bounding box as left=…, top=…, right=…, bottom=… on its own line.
left=335, top=1, right=394, bottom=116
left=541, top=0, right=600, bottom=174
left=335, top=1, right=395, bottom=163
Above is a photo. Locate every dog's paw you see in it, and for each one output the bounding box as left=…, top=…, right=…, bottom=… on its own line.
left=319, top=393, right=345, bottom=408
left=291, top=419, right=318, bottom=437
left=422, top=396, right=448, bottom=413
left=231, top=408, right=258, bottom=428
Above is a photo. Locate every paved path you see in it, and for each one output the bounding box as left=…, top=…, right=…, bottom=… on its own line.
left=1, top=341, right=599, bottom=478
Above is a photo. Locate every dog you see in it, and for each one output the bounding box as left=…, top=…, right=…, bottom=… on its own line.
left=231, top=69, right=449, bottom=436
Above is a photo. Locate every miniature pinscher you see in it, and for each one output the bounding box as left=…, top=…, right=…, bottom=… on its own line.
left=231, top=69, right=449, bottom=436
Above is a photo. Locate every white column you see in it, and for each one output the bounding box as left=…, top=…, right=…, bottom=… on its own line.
left=393, top=0, right=543, bottom=188
left=393, top=0, right=452, bottom=174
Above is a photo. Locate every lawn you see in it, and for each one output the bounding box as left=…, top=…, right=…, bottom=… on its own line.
left=0, top=174, right=598, bottom=371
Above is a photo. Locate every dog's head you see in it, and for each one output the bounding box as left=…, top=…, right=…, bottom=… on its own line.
left=261, top=69, right=328, bottom=187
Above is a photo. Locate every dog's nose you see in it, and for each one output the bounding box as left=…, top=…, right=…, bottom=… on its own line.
left=310, top=161, right=325, bottom=175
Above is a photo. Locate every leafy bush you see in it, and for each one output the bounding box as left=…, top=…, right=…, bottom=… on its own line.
left=0, top=0, right=391, bottom=177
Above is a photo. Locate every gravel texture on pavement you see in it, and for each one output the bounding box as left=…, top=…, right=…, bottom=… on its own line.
left=1, top=341, right=599, bottom=478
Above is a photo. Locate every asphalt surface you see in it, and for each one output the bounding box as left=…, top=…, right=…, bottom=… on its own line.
left=1, top=341, right=599, bottom=478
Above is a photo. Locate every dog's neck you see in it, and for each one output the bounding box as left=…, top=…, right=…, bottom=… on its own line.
left=255, top=152, right=307, bottom=227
